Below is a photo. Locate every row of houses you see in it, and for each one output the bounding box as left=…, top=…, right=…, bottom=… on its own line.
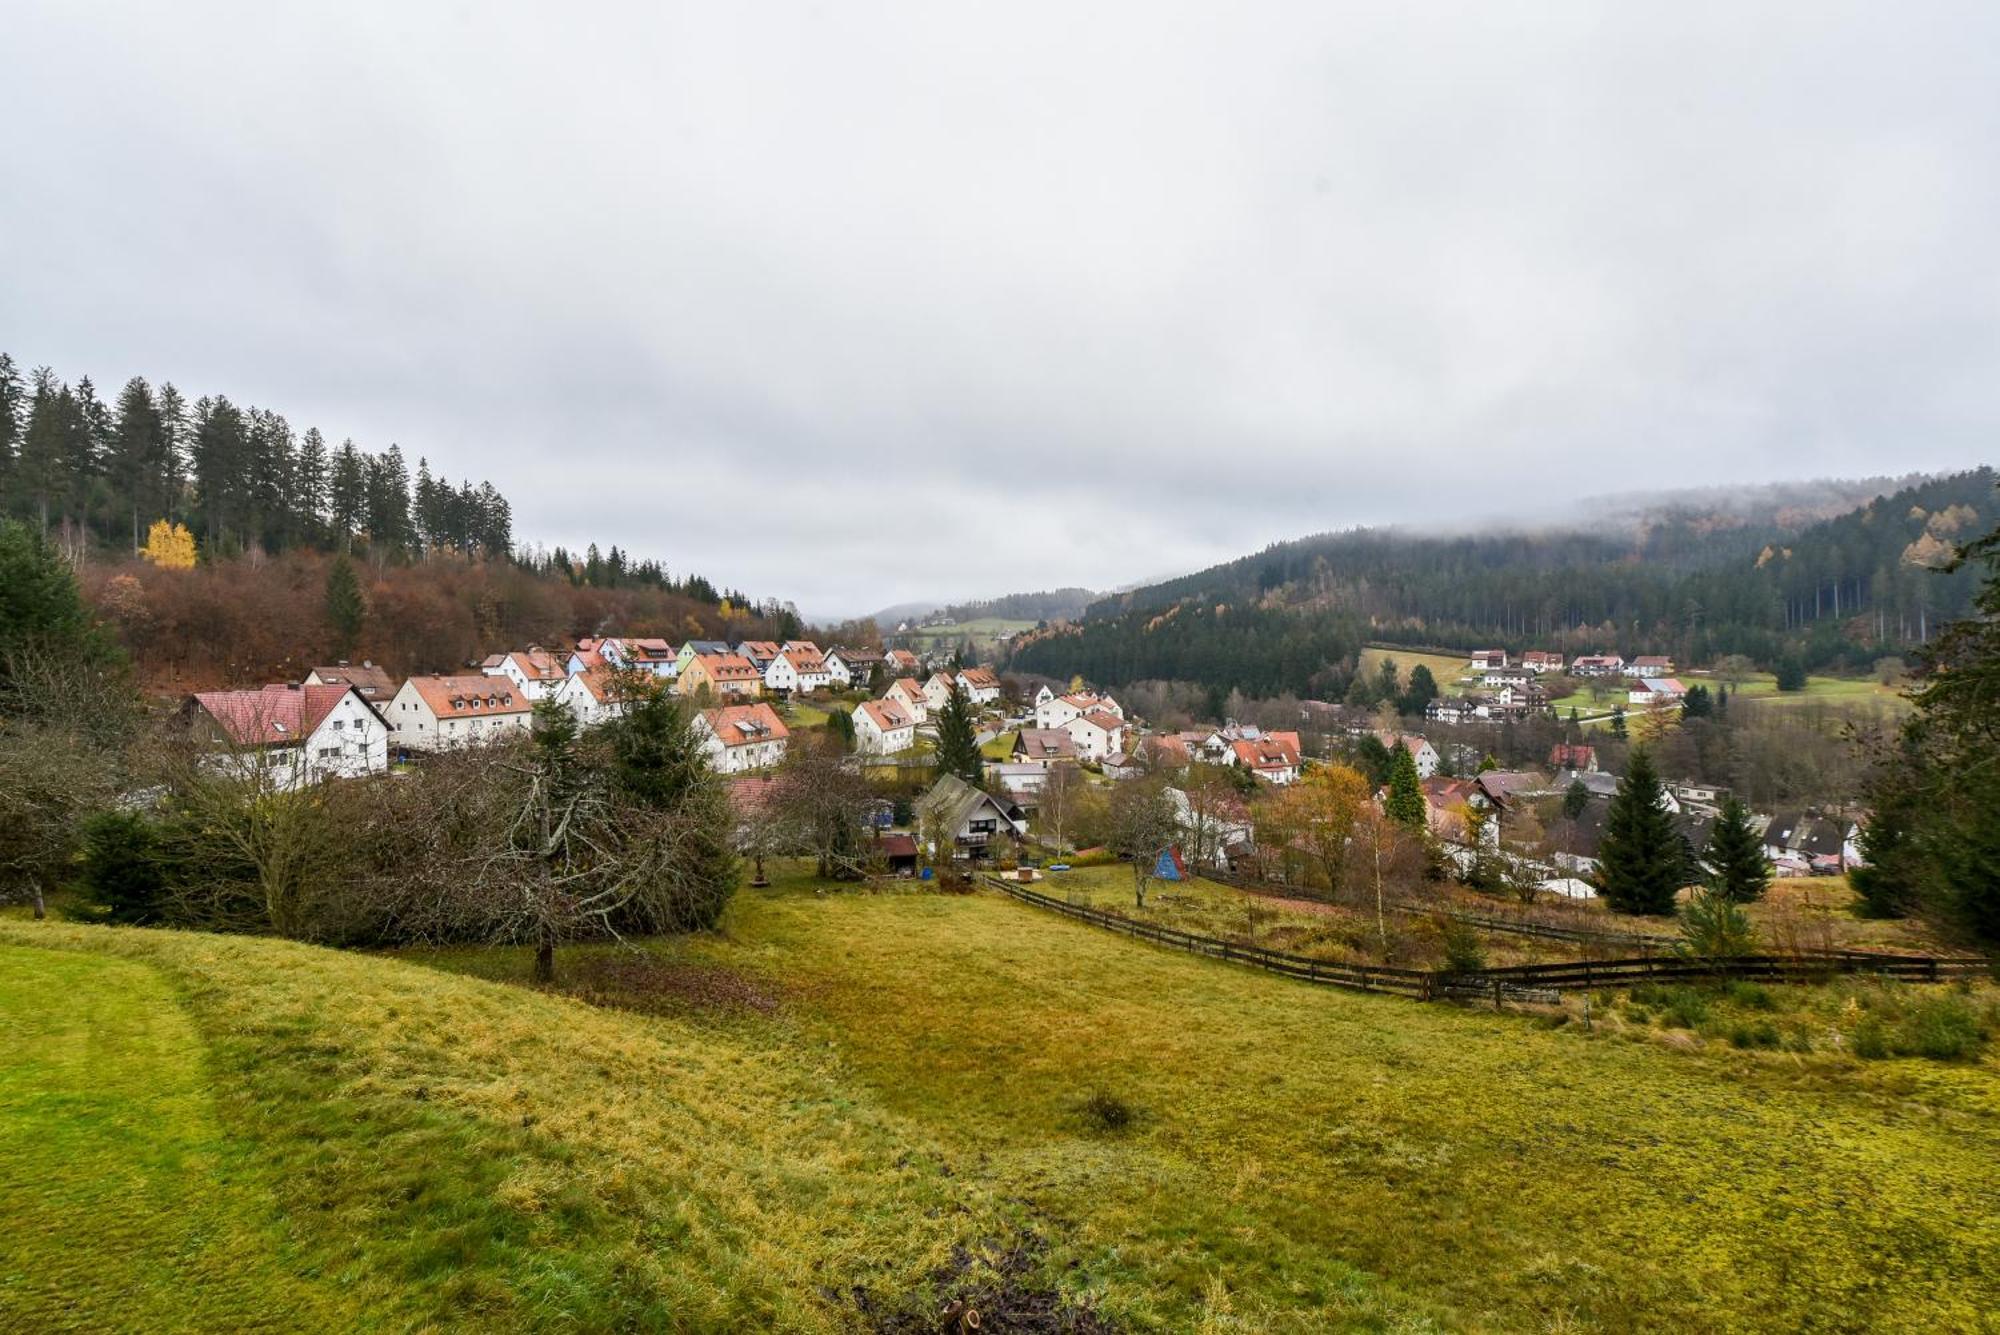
left=1471, top=649, right=1676, bottom=678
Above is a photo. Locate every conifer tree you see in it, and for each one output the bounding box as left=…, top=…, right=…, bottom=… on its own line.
left=329, top=439, right=365, bottom=550
left=1609, top=703, right=1627, bottom=739
left=1563, top=777, right=1590, bottom=821
left=1384, top=741, right=1426, bottom=830
left=932, top=682, right=983, bottom=785
left=1597, top=748, right=1684, bottom=915
left=111, top=377, right=159, bottom=551
left=294, top=428, right=329, bottom=543
left=1703, top=796, right=1769, bottom=903
left=0, top=354, right=21, bottom=484
left=324, top=554, right=367, bottom=657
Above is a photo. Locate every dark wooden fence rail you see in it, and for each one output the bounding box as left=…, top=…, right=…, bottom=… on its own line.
left=982, top=875, right=1991, bottom=1002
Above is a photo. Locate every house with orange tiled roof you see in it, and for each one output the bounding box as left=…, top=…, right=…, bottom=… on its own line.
left=1035, top=689, right=1121, bottom=731
left=1064, top=709, right=1126, bottom=761
left=885, top=648, right=922, bottom=674
left=385, top=674, right=534, bottom=751
left=854, top=698, right=918, bottom=755
left=1230, top=734, right=1302, bottom=785
left=694, top=703, right=790, bottom=774
left=677, top=652, right=764, bottom=701
left=479, top=647, right=569, bottom=701
left=884, top=676, right=929, bottom=724
left=955, top=667, right=1001, bottom=705
left=734, top=641, right=781, bottom=671
left=766, top=642, right=831, bottom=696
left=553, top=664, right=637, bottom=727
left=182, top=682, right=389, bottom=788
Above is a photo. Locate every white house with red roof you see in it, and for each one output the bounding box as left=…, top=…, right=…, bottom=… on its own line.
left=955, top=667, right=1002, bottom=705
left=1229, top=732, right=1303, bottom=785
left=386, top=674, right=534, bottom=751
left=853, top=698, right=918, bottom=755
left=694, top=703, right=790, bottom=774
left=183, top=683, right=388, bottom=788
left=1035, top=689, right=1121, bottom=731
left=884, top=677, right=930, bottom=724
left=1374, top=730, right=1440, bottom=778
left=554, top=665, right=634, bottom=727
left=766, top=642, right=832, bottom=695
left=480, top=648, right=570, bottom=700
left=1063, top=709, right=1126, bottom=761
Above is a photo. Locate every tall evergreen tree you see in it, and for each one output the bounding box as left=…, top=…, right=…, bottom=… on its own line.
left=110, top=377, right=160, bottom=552
left=1597, top=748, right=1684, bottom=915
left=932, top=682, right=983, bottom=785
left=328, top=439, right=365, bottom=550
left=0, top=354, right=23, bottom=489
left=155, top=382, right=188, bottom=523
left=190, top=395, right=248, bottom=549
left=1703, top=796, right=1769, bottom=903
left=294, top=428, right=329, bottom=543
left=324, top=554, right=367, bottom=657
left=17, top=367, right=68, bottom=534
left=1384, top=741, right=1426, bottom=830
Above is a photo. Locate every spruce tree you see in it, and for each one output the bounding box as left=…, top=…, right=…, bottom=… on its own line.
left=0, top=353, right=21, bottom=484
left=1384, top=742, right=1426, bottom=830
left=324, top=554, right=367, bottom=657
left=1596, top=748, right=1684, bottom=915
left=329, top=440, right=365, bottom=550
left=295, top=428, right=329, bottom=543
left=1609, top=704, right=1627, bottom=739
left=1703, top=796, right=1769, bottom=903
left=932, top=682, right=983, bottom=785
left=1563, top=778, right=1590, bottom=821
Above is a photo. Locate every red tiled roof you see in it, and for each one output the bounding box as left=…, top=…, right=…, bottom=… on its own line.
left=702, top=703, right=789, bottom=748
left=695, top=653, right=763, bottom=683
left=858, top=699, right=914, bottom=732
left=405, top=674, right=531, bottom=717
left=1077, top=710, right=1124, bottom=733
left=305, top=662, right=396, bottom=697
left=192, top=683, right=355, bottom=747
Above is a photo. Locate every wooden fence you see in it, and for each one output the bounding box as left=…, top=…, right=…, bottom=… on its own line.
left=981, top=875, right=1990, bottom=1004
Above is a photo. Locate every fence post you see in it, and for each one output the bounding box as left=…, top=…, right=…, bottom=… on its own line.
left=1492, top=976, right=1503, bottom=1011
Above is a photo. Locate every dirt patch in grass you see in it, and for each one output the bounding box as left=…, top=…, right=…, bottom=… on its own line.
left=551, top=950, right=783, bottom=1018
left=844, top=1229, right=1118, bottom=1334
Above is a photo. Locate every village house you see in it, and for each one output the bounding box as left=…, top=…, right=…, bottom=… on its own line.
left=917, top=774, right=1026, bottom=861
left=885, top=648, right=922, bottom=676
left=920, top=672, right=964, bottom=713
left=1625, top=655, right=1676, bottom=678
left=615, top=638, right=680, bottom=677
left=734, top=641, right=781, bottom=671
left=1761, top=810, right=1854, bottom=875
left=1101, top=751, right=1145, bottom=780
left=1484, top=666, right=1532, bottom=691
left=853, top=698, right=918, bottom=755
left=553, top=664, right=632, bottom=727
left=1571, top=653, right=1625, bottom=677
left=1521, top=651, right=1565, bottom=673
left=1167, top=785, right=1255, bottom=870
left=1064, top=709, right=1126, bottom=761
left=1011, top=728, right=1078, bottom=766
left=1628, top=677, right=1689, bottom=706
left=182, top=683, right=389, bottom=789
left=1469, top=649, right=1508, bottom=672
left=1375, top=730, right=1441, bottom=778
left=1035, top=689, right=1122, bottom=731
left=695, top=702, right=790, bottom=774
left=1548, top=742, right=1598, bottom=772
left=1230, top=732, right=1302, bottom=785
left=386, top=674, right=534, bottom=751
left=783, top=643, right=833, bottom=692
left=673, top=640, right=732, bottom=676
left=302, top=661, right=396, bottom=701
left=1139, top=732, right=1193, bottom=771
left=884, top=676, right=930, bottom=724
left=988, top=762, right=1050, bottom=799
left=955, top=667, right=1002, bottom=705
left=825, top=647, right=884, bottom=689
left=479, top=648, right=569, bottom=700
left=677, top=652, right=765, bottom=701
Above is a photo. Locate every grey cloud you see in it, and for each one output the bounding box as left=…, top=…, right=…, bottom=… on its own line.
left=4, top=1, right=1997, bottom=616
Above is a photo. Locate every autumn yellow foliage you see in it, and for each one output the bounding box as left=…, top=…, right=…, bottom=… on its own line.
left=139, top=520, right=196, bottom=570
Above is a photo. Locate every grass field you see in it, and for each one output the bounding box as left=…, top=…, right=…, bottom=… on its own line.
left=894, top=617, right=1038, bottom=656
left=1359, top=644, right=1473, bottom=690
left=1549, top=672, right=1907, bottom=724
left=980, top=729, right=1017, bottom=761
left=4, top=875, right=1999, bottom=1330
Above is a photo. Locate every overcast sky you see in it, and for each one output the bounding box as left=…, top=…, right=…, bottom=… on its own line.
left=5, top=3, right=1998, bottom=617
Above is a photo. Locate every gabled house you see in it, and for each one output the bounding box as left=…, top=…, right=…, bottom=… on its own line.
left=853, top=698, right=918, bottom=755
left=479, top=648, right=569, bottom=700
left=695, top=703, right=790, bottom=774
left=386, top=674, right=533, bottom=751
left=1011, top=728, right=1078, bottom=766
left=1140, top=732, right=1193, bottom=771
left=956, top=667, right=1002, bottom=705
left=1626, top=656, right=1675, bottom=678
left=885, top=648, right=922, bottom=675
left=1571, top=654, right=1625, bottom=677
left=1374, top=730, right=1440, bottom=778
left=182, top=683, right=389, bottom=788
left=677, top=652, right=764, bottom=700
left=620, top=638, right=679, bottom=677
left=1469, top=649, right=1508, bottom=672
left=917, top=774, right=1025, bottom=860
left=674, top=640, right=732, bottom=676
left=302, top=660, right=396, bottom=701
left=1628, top=677, right=1688, bottom=706
left=825, top=647, right=885, bottom=689
left=884, top=677, right=930, bottom=724
left=735, top=641, right=781, bottom=671
left=1064, top=710, right=1126, bottom=761
left=921, top=672, right=962, bottom=714
left=1549, top=742, right=1598, bottom=772
left=1521, top=651, right=1565, bottom=673
left=1035, top=689, right=1121, bottom=731
left=1420, top=776, right=1480, bottom=842
left=767, top=643, right=831, bottom=695
left=554, top=665, right=633, bottom=727
left=1230, top=734, right=1302, bottom=784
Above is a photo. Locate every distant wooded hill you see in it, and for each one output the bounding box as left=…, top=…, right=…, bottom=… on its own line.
left=1008, top=468, right=1996, bottom=697
left=874, top=587, right=1098, bottom=628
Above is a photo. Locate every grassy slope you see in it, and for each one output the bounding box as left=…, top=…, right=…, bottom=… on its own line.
left=6, top=881, right=2000, bottom=1331
left=1360, top=645, right=1473, bottom=691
